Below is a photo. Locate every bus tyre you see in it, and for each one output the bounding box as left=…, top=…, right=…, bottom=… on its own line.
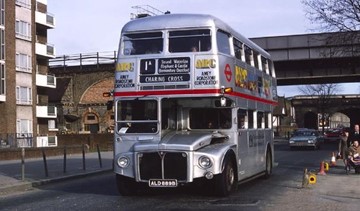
left=214, top=156, right=236, bottom=196
left=116, top=174, right=138, bottom=196
left=263, top=150, right=272, bottom=179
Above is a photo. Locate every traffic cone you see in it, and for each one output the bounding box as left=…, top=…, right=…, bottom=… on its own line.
left=330, top=152, right=336, bottom=166
left=317, top=161, right=326, bottom=175
left=323, top=162, right=329, bottom=171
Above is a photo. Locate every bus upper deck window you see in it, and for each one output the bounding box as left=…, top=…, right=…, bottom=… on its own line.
left=123, top=32, right=163, bottom=55
left=216, top=30, right=231, bottom=55
left=169, top=29, right=211, bottom=53
left=261, top=56, right=269, bottom=74
left=233, top=38, right=243, bottom=60
left=253, top=51, right=260, bottom=69
left=244, top=46, right=252, bottom=66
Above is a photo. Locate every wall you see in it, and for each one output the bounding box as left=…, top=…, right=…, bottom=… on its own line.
left=0, top=133, right=113, bottom=160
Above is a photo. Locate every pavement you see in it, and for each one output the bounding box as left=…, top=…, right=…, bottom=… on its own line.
left=1, top=138, right=359, bottom=200
left=0, top=150, right=113, bottom=196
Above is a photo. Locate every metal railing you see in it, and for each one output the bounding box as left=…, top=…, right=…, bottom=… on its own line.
left=0, top=133, right=33, bottom=148
left=49, top=51, right=117, bottom=69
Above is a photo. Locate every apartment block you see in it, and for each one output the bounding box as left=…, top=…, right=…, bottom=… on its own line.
left=0, top=0, right=57, bottom=147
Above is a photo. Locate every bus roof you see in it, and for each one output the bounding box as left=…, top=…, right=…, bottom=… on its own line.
left=121, top=13, right=270, bottom=58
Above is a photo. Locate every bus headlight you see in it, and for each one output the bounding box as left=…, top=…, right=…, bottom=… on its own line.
left=117, top=156, right=130, bottom=168
left=199, top=156, right=212, bottom=169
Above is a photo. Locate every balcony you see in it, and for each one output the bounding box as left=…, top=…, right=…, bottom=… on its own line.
left=36, top=42, right=55, bottom=59
left=36, top=73, right=56, bottom=88
left=36, top=105, right=57, bottom=118
left=36, top=136, right=58, bottom=147
left=36, top=0, right=47, bottom=5
left=35, top=11, right=55, bottom=29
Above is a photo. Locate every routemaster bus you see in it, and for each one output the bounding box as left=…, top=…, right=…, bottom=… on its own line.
left=113, top=13, right=277, bottom=196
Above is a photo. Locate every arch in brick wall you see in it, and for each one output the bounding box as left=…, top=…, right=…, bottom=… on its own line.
left=80, top=78, right=114, bottom=104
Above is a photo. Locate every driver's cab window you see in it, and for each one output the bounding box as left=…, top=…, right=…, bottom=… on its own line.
left=117, top=100, right=158, bottom=133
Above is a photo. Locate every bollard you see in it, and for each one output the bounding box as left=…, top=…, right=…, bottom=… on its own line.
left=42, top=148, right=49, bottom=177
left=302, top=168, right=309, bottom=188
left=21, top=148, right=25, bottom=181
left=63, top=146, right=67, bottom=173
left=82, top=144, right=86, bottom=171
left=97, top=144, right=102, bottom=168
left=309, top=174, right=317, bottom=184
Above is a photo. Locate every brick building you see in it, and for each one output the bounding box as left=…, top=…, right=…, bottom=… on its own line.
left=0, top=0, right=57, bottom=147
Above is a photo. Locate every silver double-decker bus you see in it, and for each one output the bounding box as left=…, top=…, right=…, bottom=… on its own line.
left=113, top=13, right=277, bottom=196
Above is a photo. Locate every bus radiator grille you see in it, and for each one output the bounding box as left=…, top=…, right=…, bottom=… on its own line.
left=139, top=152, right=187, bottom=181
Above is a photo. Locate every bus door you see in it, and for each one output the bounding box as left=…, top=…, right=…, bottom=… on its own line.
left=237, top=109, right=251, bottom=178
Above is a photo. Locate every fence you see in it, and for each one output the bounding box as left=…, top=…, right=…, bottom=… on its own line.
left=0, top=133, right=33, bottom=148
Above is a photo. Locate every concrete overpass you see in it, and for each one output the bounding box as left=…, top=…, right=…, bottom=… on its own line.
left=251, top=32, right=360, bottom=85
left=48, top=32, right=360, bottom=132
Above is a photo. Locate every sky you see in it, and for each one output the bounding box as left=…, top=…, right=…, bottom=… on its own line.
left=47, top=0, right=360, bottom=97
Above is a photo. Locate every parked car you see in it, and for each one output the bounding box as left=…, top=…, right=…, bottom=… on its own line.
left=289, top=129, right=323, bottom=150
left=324, top=128, right=342, bottom=142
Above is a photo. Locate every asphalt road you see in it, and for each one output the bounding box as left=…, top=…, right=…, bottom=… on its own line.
left=1, top=141, right=359, bottom=211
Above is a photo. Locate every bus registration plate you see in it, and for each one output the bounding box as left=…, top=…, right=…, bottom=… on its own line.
left=148, top=179, right=178, bottom=187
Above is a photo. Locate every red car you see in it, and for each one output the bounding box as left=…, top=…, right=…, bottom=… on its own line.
left=324, top=129, right=342, bottom=141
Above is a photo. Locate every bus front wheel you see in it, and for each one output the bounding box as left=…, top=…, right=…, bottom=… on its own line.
left=263, top=150, right=272, bottom=179
left=116, top=174, right=138, bottom=196
left=214, top=156, right=236, bottom=196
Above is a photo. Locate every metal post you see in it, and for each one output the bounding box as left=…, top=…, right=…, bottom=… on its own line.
left=42, top=148, right=49, bottom=177
left=21, top=148, right=25, bottom=181
left=82, top=144, right=86, bottom=171
left=63, top=146, right=67, bottom=173
left=97, top=144, right=102, bottom=168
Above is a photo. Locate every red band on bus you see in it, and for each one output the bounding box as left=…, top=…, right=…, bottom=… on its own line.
left=113, top=89, right=278, bottom=106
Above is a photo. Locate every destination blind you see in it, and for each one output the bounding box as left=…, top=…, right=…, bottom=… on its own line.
left=140, top=57, right=190, bottom=83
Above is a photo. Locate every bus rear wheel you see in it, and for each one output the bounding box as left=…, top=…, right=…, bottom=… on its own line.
left=116, top=174, right=138, bottom=196
left=214, top=156, right=236, bottom=196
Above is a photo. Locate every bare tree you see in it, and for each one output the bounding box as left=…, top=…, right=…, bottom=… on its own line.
left=302, top=0, right=360, bottom=32
left=302, top=0, right=360, bottom=56
left=298, top=84, right=342, bottom=132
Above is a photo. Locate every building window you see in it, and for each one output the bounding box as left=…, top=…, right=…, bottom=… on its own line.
left=0, top=63, right=4, bottom=95
left=15, top=20, right=31, bottom=40
left=16, top=86, right=32, bottom=104
left=16, top=119, right=33, bottom=147
left=15, top=0, right=31, bottom=9
left=48, top=120, right=57, bottom=130
left=16, top=119, right=32, bottom=135
left=0, top=0, right=4, bottom=26
left=0, top=28, right=4, bottom=60
left=16, top=53, right=32, bottom=72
